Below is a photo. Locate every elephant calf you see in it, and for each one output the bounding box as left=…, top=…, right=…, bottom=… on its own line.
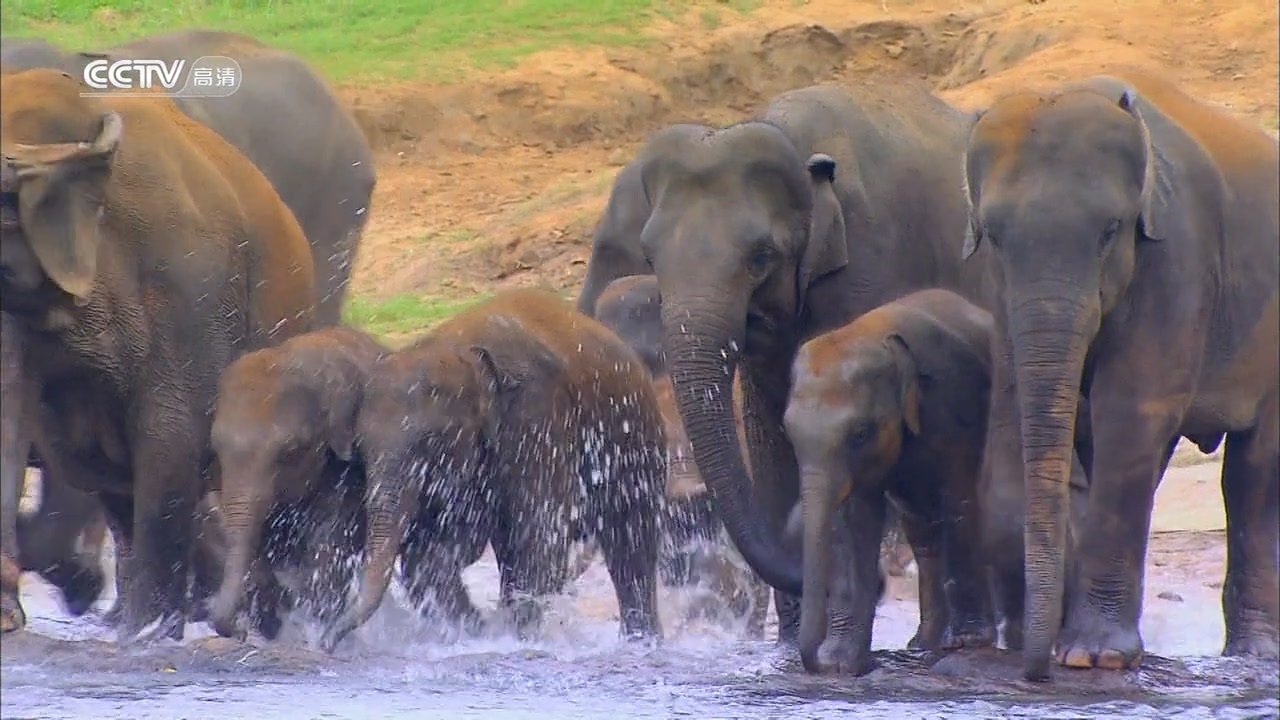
left=783, top=288, right=995, bottom=675
left=208, top=326, right=387, bottom=641
left=321, top=289, right=665, bottom=652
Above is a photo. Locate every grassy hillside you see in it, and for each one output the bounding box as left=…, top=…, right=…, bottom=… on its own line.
left=1, top=0, right=678, bottom=82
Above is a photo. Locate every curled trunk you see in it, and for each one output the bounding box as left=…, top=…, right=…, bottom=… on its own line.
left=662, top=302, right=801, bottom=595
left=1010, top=294, right=1095, bottom=681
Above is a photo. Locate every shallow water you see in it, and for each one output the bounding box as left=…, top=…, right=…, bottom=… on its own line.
left=4, top=461, right=1278, bottom=719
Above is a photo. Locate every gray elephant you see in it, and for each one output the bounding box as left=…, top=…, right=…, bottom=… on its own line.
left=207, top=326, right=387, bottom=640
left=576, top=82, right=989, bottom=642
left=320, top=289, right=665, bottom=652
left=782, top=288, right=995, bottom=674
left=0, top=30, right=375, bottom=325
left=1, top=69, right=316, bottom=638
left=962, top=70, right=1279, bottom=680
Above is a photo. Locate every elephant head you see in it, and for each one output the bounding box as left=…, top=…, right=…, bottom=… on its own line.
left=961, top=82, right=1172, bottom=680
left=783, top=330, right=919, bottom=673
left=593, top=274, right=665, bottom=377
left=1, top=71, right=123, bottom=307
left=207, top=328, right=380, bottom=639
left=583, top=123, right=850, bottom=594
left=321, top=338, right=503, bottom=652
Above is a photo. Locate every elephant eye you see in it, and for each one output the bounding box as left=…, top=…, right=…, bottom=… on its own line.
left=748, top=244, right=777, bottom=276
left=848, top=423, right=877, bottom=448
left=1098, top=219, right=1122, bottom=254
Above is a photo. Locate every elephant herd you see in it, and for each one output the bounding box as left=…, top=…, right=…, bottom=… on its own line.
left=1, top=27, right=1276, bottom=687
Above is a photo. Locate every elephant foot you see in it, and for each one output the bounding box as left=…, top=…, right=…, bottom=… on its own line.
left=254, top=609, right=283, bottom=642
left=47, top=564, right=106, bottom=617
left=1223, top=628, right=1280, bottom=659
left=1055, top=612, right=1144, bottom=670
left=907, top=620, right=947, bottom=650
left=801, top=638, right=875, bottom=676
left=942, top=625, right=996, bottom=651
left=119, top=609, right=186, bottom=645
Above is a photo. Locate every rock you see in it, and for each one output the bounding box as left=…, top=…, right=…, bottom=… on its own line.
left=1157, top=591, right=1184, bottom=602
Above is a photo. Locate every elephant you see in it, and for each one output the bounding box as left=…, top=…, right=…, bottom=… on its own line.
left=781, top=288, right=996, bottom=675
left=207, top=325, right=386, bottom=641
left=593, top=274, right=770, bottom=635
left=576, top=82, right=988, bottom=643
left=0, top=30, right=376, bottom=326
left=320, top=289, right=665, bottom=652
left=16, top=461, right=109, bottom=617
left=961, top=70, right=1279, bottom=680
left=0, top=69, right=316, bottom=639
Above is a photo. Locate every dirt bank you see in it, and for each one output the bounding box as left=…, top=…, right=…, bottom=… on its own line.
left=338, top=0, right=1278, bottom=315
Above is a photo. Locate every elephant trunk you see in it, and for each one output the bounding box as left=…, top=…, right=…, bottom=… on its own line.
left=321, top=455, right=417, bottom=653
left=798, top=464, right=837, bottom=672
left=208, top=471, right=273, bottom=638
left=661, top=299, right=802, bottom=595
left=1009, top=289, right=1097, bottom=681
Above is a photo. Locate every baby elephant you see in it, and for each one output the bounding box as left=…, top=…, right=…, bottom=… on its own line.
left=322, top=288, right=665, bottom=652
left=784, top=288, right=995, bottom=675
left=208, top=326, right=387, bottom=640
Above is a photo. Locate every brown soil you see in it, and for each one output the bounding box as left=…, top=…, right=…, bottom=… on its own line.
left=336, top=0, right=1279, bottom=306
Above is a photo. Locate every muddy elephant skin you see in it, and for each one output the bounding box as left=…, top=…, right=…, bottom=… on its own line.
left=961, top=70, right=1279, bottom=679
left=207, top=326, right=387, bottom=641
left=320, top=289, right=665, bottom=652
left=0, top=69, right=315, bottom=639
left=783, top=289, right=996, bottom=675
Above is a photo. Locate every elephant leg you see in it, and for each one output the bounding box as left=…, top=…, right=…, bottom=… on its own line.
left=740, top=370, right=802, bottom=645
left=1220, top=400, right=1280, bottom=659
left=493, top=485, right=573, bottom=640
left=939, top=472, right=996, bottom=648
left=746, top=573, right=771, bottom=640
left=401, top=532, right=485, bottom=635
left=123, top=422, right=203, bottom=641
left=981, top=359, right=1027, bottom=651
left=900, top=509, right=948, bottom=650
left=597, top=498, right=661, bottom=639
left=98, top=492, right=132, bottom=626
left=1056, top=396, right=1178, bottom=670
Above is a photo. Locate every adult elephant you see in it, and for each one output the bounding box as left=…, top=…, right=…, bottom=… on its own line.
left=962, top=71, right=1279, bottom=680
left=0, top=30, right=376, bottom=325
left=1, top=69, right=315, bottom=638
left=576, top=82, right=985, bottom=639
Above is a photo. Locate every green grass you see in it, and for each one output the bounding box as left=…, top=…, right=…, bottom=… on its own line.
left=0, top=0, right=691, bottom=82
left=342, top=292, right=493, bottom=342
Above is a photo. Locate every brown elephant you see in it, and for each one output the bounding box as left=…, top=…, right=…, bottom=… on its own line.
left=962, top=70, right=1278, bottom=679
left=1, top=31, right=376, bottom=325
left=782, top=289, right=995, bottom=674
left=0, top=69, right=315, bottom=639
left=320, top=289, right=665, bottom=652
left=207, top=325, right=387, bottom=641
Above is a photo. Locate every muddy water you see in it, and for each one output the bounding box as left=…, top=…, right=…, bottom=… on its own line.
left=3, top=458, right=1278, bottom=719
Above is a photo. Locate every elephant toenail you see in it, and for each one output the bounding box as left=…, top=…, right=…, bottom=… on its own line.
left=1096, top=649, right=1130, bottom=669
left=1060, top=647, right=1094, bottom=668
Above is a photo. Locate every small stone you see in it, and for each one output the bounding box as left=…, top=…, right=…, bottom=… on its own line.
left=1157, top=591, right=1184, bottom=602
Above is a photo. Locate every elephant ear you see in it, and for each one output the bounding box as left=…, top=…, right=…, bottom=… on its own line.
left=960, top=109, right=987, bottom=261
left=7, top=111, right=122, bottom=302
left=798, top=153, right=850, bottom=311
left=883, top=333, right=921, bottom=436
left=1117, top=89, right=1172, bottom=241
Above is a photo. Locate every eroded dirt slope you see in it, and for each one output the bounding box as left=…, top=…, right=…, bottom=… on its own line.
left=342, top=0, right=1278, bottom=306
